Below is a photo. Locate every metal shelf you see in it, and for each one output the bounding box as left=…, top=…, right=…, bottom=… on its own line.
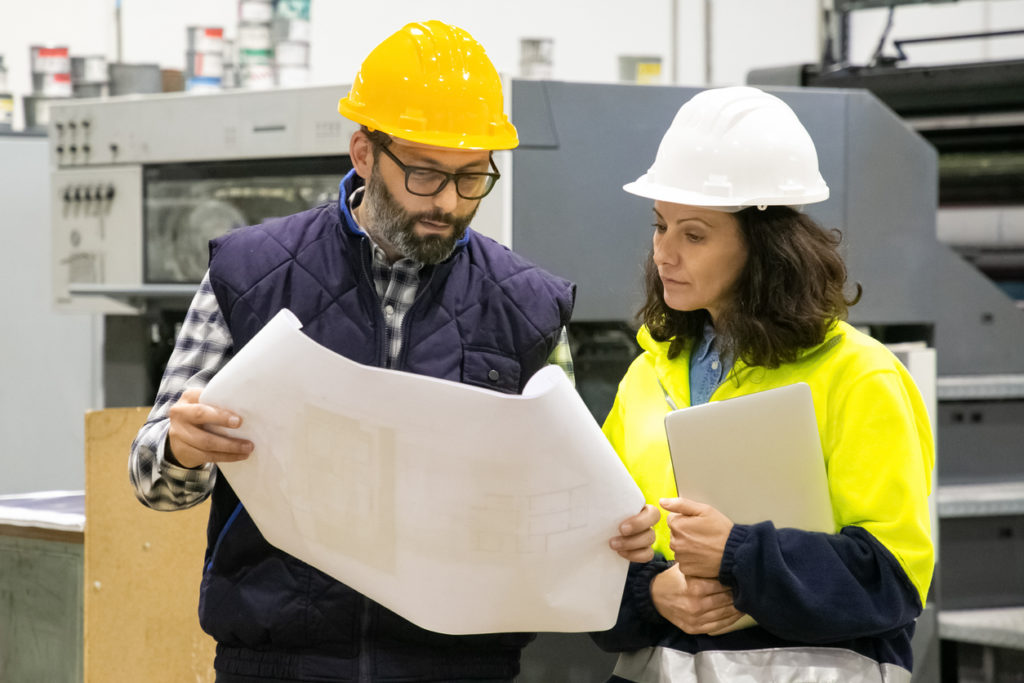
left=68, top=283, right=198, bottom=299
left=940, top=607, right=1024, bottom=650
left=938, top=482, right=1024, bottom=518
left=938, top=375, right=1024, bottom=401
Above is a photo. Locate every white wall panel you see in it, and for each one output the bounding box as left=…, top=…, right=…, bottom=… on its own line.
left=706, top=0, right=821, bottom=85
left=0, top=136, right=99, bottom=495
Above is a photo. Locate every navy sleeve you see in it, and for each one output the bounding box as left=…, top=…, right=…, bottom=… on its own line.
left=590, top=556, right=675, bottom=652
left=720, top=522, right=922, bottom=643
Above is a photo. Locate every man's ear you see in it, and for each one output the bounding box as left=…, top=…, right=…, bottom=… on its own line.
left=350, top=130, right=374, bottom=179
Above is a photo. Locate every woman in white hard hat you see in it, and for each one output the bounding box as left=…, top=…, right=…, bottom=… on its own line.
left=595, top=86, right=934, bottom=682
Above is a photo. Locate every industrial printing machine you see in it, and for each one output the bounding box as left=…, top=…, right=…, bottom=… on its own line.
left=47, top=78, right=1024, bottom=680
left=749, top=28, right=1024, bottom=679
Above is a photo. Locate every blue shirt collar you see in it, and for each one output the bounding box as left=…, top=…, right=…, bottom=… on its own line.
left=691, top=320, right=718, bottom=364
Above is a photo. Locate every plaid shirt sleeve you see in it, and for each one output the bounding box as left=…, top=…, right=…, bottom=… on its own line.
left=548, top=327, right=575, bottom=387
left=128, top=272, right=232, bottom=511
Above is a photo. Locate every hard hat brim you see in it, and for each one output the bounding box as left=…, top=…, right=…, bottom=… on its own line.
left=623, top=178, right=829, bottom=210
left=338, top=96, right=519, bottom=150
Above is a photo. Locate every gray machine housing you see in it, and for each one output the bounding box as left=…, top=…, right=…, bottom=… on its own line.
left=510, top=81, right=1024, bottom=378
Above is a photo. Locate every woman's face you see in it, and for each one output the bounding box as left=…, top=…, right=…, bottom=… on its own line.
left=652, top=201, right=749, bottom=320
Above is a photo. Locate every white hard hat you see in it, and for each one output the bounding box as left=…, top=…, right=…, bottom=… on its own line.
left=624, top=86, right=829, bottom=211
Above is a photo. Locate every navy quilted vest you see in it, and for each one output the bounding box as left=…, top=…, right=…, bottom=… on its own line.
left=198, top=170, right=575, bottom=681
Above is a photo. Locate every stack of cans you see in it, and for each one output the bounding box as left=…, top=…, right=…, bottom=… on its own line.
left=0, top=55, right=11, bottom=131
left=186, top=26, right=226, bottom=92
left=71, top=56, right=108, bottom=98
left=26, top=45, right=72, bottom=129
left=30, top=46, right=72, bottom=98
left=272, top=0, right=311, bottom=87
left=237, top=0, right=275, bottom=89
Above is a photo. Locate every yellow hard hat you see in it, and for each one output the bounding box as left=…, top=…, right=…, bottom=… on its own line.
left=337, top=20, right=518, bottom=150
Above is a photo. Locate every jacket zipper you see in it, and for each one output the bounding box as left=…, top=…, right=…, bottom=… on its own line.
left=205, top=501, right=244, bottom=573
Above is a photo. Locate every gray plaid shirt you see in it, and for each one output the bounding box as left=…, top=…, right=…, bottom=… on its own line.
left=129, top=215, right=574, bottom=511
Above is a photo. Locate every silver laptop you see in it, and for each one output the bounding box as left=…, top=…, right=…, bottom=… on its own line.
left=664, top=382, right=835, bottom=533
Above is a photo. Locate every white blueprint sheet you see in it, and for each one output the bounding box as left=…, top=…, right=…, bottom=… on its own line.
left=201, top=310, right=644, bottom=635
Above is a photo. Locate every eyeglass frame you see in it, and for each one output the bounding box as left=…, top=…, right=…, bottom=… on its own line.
left=373, top=136, right=502, bottom=200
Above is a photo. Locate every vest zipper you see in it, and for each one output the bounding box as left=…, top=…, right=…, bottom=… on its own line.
left=356, top=239, right=390, bottom=368
left=357, top=595, right=374, bottom=682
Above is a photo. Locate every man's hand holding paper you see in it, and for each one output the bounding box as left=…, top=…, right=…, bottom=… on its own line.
left=166, top=388, right=253, bottom=468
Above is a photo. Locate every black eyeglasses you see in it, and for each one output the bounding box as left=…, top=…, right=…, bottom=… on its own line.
left=376, top=142, right=501, bottom=200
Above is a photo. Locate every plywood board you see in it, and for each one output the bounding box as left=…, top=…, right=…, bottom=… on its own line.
left=84, top=408, right=215, bottom=682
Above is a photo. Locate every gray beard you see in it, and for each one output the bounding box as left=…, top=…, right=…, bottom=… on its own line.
left=361, top=168, right=477, bottom=265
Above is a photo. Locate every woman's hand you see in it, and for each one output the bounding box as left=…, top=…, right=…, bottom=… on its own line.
left=651, top=564, right=745, bottom=634
left=661, top=497, right=734, bottom=578
left=609, top=504, right=661, bottom=562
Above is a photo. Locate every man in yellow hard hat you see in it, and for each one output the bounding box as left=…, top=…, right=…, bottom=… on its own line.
left=128, top=20, right=660, bottom=682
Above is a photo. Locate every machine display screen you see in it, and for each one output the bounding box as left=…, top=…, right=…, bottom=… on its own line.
left=143, top=156, right=351, bottom=283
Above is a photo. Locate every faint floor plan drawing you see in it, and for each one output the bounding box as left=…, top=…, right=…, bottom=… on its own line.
left=292, top=404, right=396, bottom=573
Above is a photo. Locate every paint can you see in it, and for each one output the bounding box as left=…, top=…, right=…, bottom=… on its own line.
left=161, top=69, right=185, bottom=93
left=108, top=63, right=162, bottom=96
left=275, top=0, right=310, bottom=21
left=238, top=22, right=273, bottom=51
left=276, top=65, right=309, bottom=88
left=71, top=55, right=108, bottom=83
left=30, top=46, right=70, bottom=74
left=72, top=82, right=107, bottom=98
left=274, top=41, right=309, bottom=66
left=239, top=63, right=275, bottom=89
left=186, top=51, right=224, bottom=79
left=187, top=26, right=225, bottom=54
left=186, top=76, right=222, bottom=93
left=238, top=48, right=273, bottom=65
left=30, top=46, right=72, bottom=99
left=239, top=0, right=274, bottom=23
left=0, top=93, right=13, bottom=130
left=23, top=95, right=58, bottom=129
left=32, top=72, right=73, bottom=97
left=272, top=17, right=311, bottom=43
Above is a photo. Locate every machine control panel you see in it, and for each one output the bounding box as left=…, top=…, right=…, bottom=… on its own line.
left=52, top=165, right=143, bottom=313
left=47, top=86, right=354, bottom=168
left=60, top=182, right=116, bottom=203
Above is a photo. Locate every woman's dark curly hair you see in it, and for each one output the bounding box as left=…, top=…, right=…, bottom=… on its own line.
left=639, top=205, right=862, bottom=368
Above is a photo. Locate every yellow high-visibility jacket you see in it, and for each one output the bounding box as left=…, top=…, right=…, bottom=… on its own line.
left=596, top=320, right=934, bottom=682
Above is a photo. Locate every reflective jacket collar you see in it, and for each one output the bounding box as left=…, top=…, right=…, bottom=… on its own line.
left=636, top=319, right=848, bottom=394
